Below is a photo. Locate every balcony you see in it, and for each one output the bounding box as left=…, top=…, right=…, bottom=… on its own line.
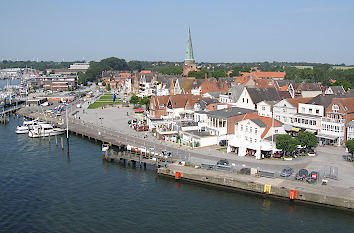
left=321, top=117, right=344, bottom=124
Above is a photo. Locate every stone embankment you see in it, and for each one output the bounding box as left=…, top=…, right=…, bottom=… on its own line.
left=158, top=164, right=354, bottom=211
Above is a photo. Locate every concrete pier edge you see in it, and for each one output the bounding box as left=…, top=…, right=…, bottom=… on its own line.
left=158, top=167, right=354, bottom=212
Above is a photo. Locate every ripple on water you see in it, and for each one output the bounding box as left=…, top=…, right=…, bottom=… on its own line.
left=1, top=119, right=354, bottom=233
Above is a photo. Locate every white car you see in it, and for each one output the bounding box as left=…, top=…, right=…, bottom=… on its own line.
left=308, top=151, right=316, bottom=156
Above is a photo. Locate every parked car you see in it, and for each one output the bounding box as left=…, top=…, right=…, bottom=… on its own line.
left=305, top=171, right=319, bottom=183
left=280, top=167, right=294, bottom=177
left=216, top=159, right=229, bottom=166
left=308, top=150, right=316, bottom=156
left=295, top=169, right=309, bottom=180
left=219, top=140, right=228, bottom=147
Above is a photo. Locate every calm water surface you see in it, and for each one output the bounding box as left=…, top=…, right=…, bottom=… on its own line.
left=0, top=79, right=21, bottom=88
left=1, top=118, right=354, bottom=233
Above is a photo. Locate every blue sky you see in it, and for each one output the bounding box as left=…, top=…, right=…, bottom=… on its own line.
left=1, top=0, right=353, bottom=64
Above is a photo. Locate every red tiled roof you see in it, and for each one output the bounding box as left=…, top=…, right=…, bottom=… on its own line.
left=244, top=112, right=282, bottom=138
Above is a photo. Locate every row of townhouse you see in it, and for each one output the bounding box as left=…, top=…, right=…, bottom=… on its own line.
left=256, top=93, right=354, bottom=145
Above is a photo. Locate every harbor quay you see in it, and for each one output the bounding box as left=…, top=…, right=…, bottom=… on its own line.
left=158, top=164, right=354, bottom=211
left=16, top=104, right=354, bottom=211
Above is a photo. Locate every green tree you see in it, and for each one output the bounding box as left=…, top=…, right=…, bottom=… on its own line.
left=346, top=139, right=354, bottom=155
left=333, top=80, right=352, bottom=91
left=106, top=83, right=111, bottom=91
left=212, top=69, right=227, bottom=79
left=85, top=57, right=129, bottom=82
left=188, top=68, right=209, bottom=79
left=128, top=60, right=143, bottom=71
left=296, top=131, right=318, bottom=148
left=77, top=72, right=87, bottom=85
left=129, top=95, right=139, bottom=105
left=276, top=134, right=299, bottom=154
left=138, top=96, right=151, bottom=109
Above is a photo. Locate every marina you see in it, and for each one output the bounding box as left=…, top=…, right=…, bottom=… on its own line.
left=1, top=116, right=354, bottom=232
left=16, top=106, right=354, bottom=211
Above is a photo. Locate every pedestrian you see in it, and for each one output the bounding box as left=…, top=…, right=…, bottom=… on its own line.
left=164, top=161, right=167, bottom=168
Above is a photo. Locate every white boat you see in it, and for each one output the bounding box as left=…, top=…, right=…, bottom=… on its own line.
left=16, top=120, right=40, bottom=134
left=102, top=143, right=109, bottom=152
left=28, top=123, right=65, bottom=138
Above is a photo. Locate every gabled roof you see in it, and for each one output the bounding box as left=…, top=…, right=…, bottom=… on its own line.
left=330, top=86, right=346, bottom=94
left=306, top=95, right=335, bottom=108
left=206, top=107, right=253, bottom=119
left=293, top=83, right=322, bottom=91
left=287, top=97, right=313, bottom=107
left=228, top=85, right=244, bottom=102
left=195, top=98, right=220, bottom=110
left=278, top=90, right=291, bottom=99
left=250, top=118, right=266, bottom=127
left=243, top=112, right=283, bottom=138
left=246, top=87, right=280, bottom=104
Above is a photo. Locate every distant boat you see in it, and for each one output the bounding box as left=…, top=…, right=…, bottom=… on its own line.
left=28, top=123, right=65, bottom=138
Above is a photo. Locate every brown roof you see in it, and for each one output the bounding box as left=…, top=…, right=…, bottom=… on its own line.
left=244, top=112, right=282, bottom=138
left=287, top=97, right=313, bottom=107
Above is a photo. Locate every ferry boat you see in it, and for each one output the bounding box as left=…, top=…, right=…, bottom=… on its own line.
left=16, top=120, right=41, bottom=134
left=28, top=123, right=65, bottom=138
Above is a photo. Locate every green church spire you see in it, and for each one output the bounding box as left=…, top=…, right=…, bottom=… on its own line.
left=185, top=27, right=195, bottom=61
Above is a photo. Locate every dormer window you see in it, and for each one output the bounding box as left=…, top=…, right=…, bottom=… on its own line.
left=332, top=104, right=339, bottom=113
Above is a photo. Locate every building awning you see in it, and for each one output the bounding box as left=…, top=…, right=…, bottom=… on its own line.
left=317, top=133, right=338, bottom=140
left=291, top=127, right=300, bottom=132
left=305, top=129, right=316, bottom=133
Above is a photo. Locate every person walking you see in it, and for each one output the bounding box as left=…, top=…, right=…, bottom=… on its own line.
left=164, top=161, right=167, bottom=168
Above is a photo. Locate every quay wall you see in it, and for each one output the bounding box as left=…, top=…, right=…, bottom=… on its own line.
left=158, top=166, right=354, bottom=211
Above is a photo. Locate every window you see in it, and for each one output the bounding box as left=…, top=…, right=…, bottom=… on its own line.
left=316, top=109, right=320, bottom=114
left=246, top=126, right=248, bottom=132
left=250, top=138, right=253, bottom=143
left=302, top=107, right=305, bottom=112
left=309, top=108, right=312, bottom=113
left=242, top=98, right=245, bottom=103
left=255, top=128, right=258, bottom=134
left=246, top=99, right=249, bottom=103
left=262, top=106, right=265, bottom=111
left=250, top=127, right=253, bottom=133
left=332, top=104, right=339, bottom=113
left=275, top=129, right=278, bottom=133
left=240, top=125, right=243, bottom=131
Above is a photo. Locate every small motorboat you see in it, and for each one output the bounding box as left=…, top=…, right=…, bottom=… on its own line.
left=102, top=143, right=109, bottom=152
left=16, top=120, right=40, bottom=134
left=28, top=123, right=65, bottom=138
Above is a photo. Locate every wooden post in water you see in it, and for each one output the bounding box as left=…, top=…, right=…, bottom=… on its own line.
left=61, top=137, right=64, bottom=150
left=55, top=135, right=58, bottom=146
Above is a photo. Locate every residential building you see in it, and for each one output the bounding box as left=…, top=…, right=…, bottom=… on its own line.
left=227, top=113, right=286, bottom=159
left=319, top=97, right=354, bottom=145
left=347, top=121, right=354, bottom=141
left=235, top=87, right=281, bottom=110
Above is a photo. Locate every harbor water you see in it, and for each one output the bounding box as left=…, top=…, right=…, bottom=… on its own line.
left=0, top=79, right=21, bottom=89
left=1, top=118, right=354, bottom=233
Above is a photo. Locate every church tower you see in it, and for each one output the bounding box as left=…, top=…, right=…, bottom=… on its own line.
left=183, top=27, right=198, bottom=76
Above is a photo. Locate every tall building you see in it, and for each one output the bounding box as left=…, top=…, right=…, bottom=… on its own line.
left=183, top=27, right=198, bottom=76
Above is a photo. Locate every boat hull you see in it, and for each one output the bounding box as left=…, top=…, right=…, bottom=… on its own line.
left=28, top=129, right=65, bottom=138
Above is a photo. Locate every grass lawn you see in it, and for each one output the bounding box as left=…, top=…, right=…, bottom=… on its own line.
left=88, top=94, right=121, bottom=109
